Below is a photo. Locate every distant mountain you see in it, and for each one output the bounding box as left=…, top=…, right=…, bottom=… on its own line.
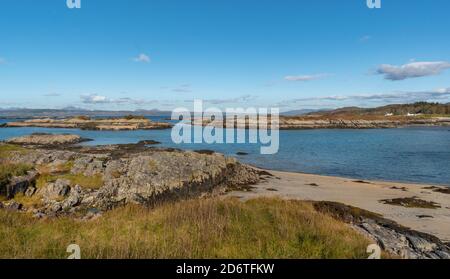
left=0, top=108, right=172, bottom=119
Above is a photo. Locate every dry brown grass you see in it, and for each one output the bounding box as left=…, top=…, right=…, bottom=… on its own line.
left=0, top=197, right=371, bottom=259
left=36, top=173, right=103, bottom=190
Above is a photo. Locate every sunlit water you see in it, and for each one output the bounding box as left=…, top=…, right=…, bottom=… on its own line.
left=1, top=117, right=449, bottom=186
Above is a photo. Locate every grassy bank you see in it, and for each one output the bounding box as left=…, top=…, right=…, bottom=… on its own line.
left=0, top=197, right=371, bottom=259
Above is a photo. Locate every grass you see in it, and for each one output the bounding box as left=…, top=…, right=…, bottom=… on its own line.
left=0, top=197, right=372, bottom=259
left=12, top=193, right=44, bottom=208
left=0, top=144, right=29, bottom=158
left=36, top=161, right=74, bottom=175
left=0, top=163, right=33, bottom=196
left=36, top=173, right=103, bottom=190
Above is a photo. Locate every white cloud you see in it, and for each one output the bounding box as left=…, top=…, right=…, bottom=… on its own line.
left=133, top=53, right=151, bottom=63
left=81, top=94, right=109, bottom=104
left=81, top=94, right=158, bottom=105
left=280, top=88, right=450, bottom=106
left=284, top=74, right=329, bottom=82
left=376, top=61, right=450, bottom=81
left=436, top=88, right=450, bottom=94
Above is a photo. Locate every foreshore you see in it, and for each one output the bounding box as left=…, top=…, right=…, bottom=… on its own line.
left=3, top=115, right=450, bottom=131
left=227, top=170, right=450, bottom=242
left=1, top=135, right=449, bottom=258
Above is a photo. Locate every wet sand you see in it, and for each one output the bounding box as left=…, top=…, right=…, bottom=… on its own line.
left=227, top=170, right=450, bottom=242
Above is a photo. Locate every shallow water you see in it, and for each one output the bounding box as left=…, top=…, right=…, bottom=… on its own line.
left=0, top=118, right=449, bottom=186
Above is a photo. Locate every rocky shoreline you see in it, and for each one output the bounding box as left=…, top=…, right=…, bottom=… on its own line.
left=193, top=116, right=450, bottom=130
left=3, top=115, right=450, bottom=131
left=2, top=116, right=172, bottom=131
left=6, top=133, right=92, bottom=146
left=0, top=141, right=262, bottom=219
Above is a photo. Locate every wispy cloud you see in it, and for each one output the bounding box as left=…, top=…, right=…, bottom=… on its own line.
left=80, top=94, right=158, bottom=105
left=172, top=84, right=192, bottom=93
left=132, top=53, right=151, bottom=63
left=284, top=74, right=329, bottom=82
left=376, top=61, right=450, bottom=81
left=207, top=95, right=257, bottom=105
left=279, top=88, right=450, bottom=106
left=0, top=57, right=6, bottom=64
left=44, top=93, right=61, bottom=97
left=359, top=35, right=371, bottom=42
left=184, top=95, right=257, bottom=105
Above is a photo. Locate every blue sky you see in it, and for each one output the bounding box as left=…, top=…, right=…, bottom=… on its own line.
left=1, top=0, right=450, bottom=111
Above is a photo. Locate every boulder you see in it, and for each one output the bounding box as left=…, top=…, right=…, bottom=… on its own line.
left=62, top=185, right=83, bottom=210
left=41, top=179, right=71, bottom=201
left=5, top=201, right=23, bottom=211
left=5, top=171, right=38, bottom=199
left=25, top=186, right=37, bottom=197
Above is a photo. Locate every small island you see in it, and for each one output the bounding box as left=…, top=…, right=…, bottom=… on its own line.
left=194, top=102, right=450, bottom=129
left=3, top=115, right=173, bottom=131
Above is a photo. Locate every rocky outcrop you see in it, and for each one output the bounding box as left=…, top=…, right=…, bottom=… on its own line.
left=194, top=116, right=450, bottom=130
left=0, top=142, right=261, bottom=217
left=314, top=201, right=450, bottom=259
left=4, top=117, right=172, bottom=131
left=6, top=133, right=90, bottom=146
left=5, top=171, right=38, bottom=199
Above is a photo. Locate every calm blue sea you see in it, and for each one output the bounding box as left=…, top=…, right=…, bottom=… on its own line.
left=1, top=117, right=449, bottom=186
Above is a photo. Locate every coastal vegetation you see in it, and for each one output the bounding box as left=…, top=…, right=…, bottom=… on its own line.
left=311, top=102, right=450, bottom=117
left=36, top=173, right=104, bottom=190
left=380, top=197, right=441, bottom=209
left=0, top=197, right=371, bottom=259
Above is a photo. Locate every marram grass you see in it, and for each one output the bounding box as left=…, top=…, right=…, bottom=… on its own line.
left=0, top=197, right=371, bottom=259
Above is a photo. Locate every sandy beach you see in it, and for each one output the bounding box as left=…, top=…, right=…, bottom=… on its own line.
left=228, top=170, right=450, bottom=242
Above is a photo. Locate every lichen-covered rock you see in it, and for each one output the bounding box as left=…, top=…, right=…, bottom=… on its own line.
left=6, top=133, right=89, bottom=145
left=314, top=201, right=450, bottom=259
left=41, top=179, right=71, bottom=201
left=62, top=185, right=83, bottom=210
left=1, top=142, right=262, bottom=216
left=4, top=201, right=23, bottom=212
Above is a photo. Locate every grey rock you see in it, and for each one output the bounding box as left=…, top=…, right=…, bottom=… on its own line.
left=2, top=142, right=261, bottom=215
left=314, top=201, right=450, bottom=259
left=5, top=201, right=23, bottom=211
left=49, top=203, right=62, bottom=213
left=71, top=156, right=106, bottom=176
left=6, top=134, right=86, bottom=146
left=25, top=186, right=37, bottom=197
left=5, top=171, right=38, bottom=199
left=62, top=185, right=83, bottom=210
left=33, top=212, right=46, bottom=219
left=41, top=179, right=71, bottom=201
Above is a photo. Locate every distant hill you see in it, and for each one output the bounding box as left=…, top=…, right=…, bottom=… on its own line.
left=281, top=109, right=331, bottom=116
left=0, top=108, right=172, bottom=119
left=307, top=102, right=450, bottom=116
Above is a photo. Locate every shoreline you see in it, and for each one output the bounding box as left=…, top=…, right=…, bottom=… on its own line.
left=227, top=169, right=450, bottom=242
left=1, top=138, right=449, bottom=258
